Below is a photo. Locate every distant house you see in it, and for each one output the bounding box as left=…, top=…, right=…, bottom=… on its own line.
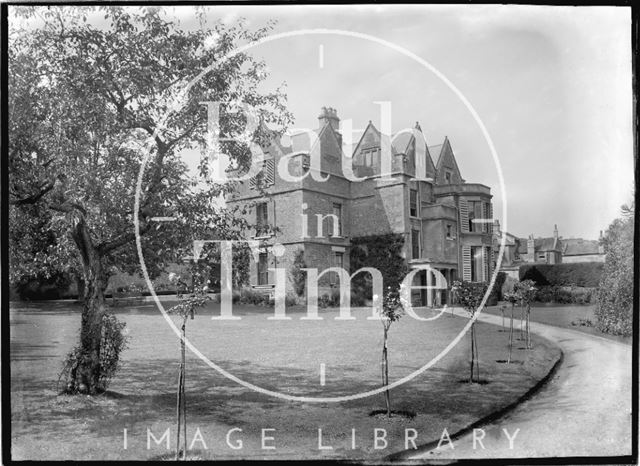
left=562, top=234, right=605, bottom=263
left=493, top=224, right=604, bottom=275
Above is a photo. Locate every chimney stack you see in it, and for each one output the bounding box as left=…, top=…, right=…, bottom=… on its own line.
left=553, top=224, right=559, bottom=240
left=527, top=234, right=535, bottom=258
left=318, top=106, right=340, bottom=131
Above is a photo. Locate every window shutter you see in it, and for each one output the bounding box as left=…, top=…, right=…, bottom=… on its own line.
left=269, top=199, right=276, bottom=232
left=488, top=203, right=493, bottom=234
left=462, top=246, right=471, bottom=281
left=483, top=247, right=489, bottom=282
left=264, top=158, right=275, bottom=186
left=460, top=199, right=469, bottom=233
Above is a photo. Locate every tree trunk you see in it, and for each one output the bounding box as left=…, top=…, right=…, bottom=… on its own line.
left=469, top=323, right=475, bottom=383
left=508, top=304, right=514, bottom=364
left=526, top=305, right=532, bottom=349
left=382, top=328, right=391, bottom=418
left=69, top=217, right=108, bottom=395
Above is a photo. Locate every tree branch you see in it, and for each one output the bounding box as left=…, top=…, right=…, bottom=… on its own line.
left=10, top=179, right=56, bottom=206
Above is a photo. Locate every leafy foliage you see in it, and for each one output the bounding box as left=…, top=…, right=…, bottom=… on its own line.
left=59, top=313, right=128, bottom=393
left=9, top=6, right=291, bottom=394
left=519, top=262, right=604, bottom=287
left=451, top=280, right=488, bottom=316
left=595, top=202, right=634, bottom=336
left=289, top=249, right=307, bottom=297
left=350, top=234, right=408, bottom=298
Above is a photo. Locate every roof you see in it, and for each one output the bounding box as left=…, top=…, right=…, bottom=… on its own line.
left=563, top=238, right=602, bottom=256
left=517, top=237, right=563, bottom=254
left=391, top=132, right=413, bottom=154
left=428, top=144, right=444, bottom=164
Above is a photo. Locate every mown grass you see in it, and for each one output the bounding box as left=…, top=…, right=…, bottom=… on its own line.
left=10, top=301, right=561, bottom=460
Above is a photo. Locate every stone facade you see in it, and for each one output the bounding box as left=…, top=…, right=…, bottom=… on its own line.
left=226, top=107, right=494, bottom=304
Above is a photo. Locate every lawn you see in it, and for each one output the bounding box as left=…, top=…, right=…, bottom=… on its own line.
left=482, top=303, right=632, bottom=345
left=10, top=300, right=561, bottom=461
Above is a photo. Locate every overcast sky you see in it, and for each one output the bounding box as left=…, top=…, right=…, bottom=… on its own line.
left=177, top=4, right=633, bottom=240
left=14, top=5, right=633, bottom=240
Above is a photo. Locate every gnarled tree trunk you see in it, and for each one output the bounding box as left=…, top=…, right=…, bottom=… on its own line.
left=68, top=217, right=108, bottom=394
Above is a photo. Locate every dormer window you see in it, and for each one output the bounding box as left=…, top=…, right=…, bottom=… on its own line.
left=362, top=148, right=379, bottom=167
left=445, top=171, right=452, bottom=184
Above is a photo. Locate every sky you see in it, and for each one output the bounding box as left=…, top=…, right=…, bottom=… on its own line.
left=13, top=5, right=634, bottom=240
left=178, top=4, right=633, bottom=240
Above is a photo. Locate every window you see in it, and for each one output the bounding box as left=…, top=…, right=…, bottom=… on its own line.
left=468, top=201, right=483, bottom=232
left=256, top=202, right=269, bottom=236
left=362, top=148, right=379, bottom=167
left=249, top=158, right=275, bottom=189
left=538, top=253, right=546, bottom=261
left=411, top=229, right=421, bottom=259
left=257, top=253, right=269, bottom=285
left=410, top=189, right=418, bottom=217
left=332, top=203, right=342, bottom=236
left=445, top=171, right=452, bottom=184
left=446, top=224, right=452, bottom=238
left=471, top=246, right=483, bottom=282
left=330, top=252, right=344, bottom=285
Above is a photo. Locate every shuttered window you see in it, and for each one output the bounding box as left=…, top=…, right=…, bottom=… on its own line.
left=462, top=246, right=471, bottom=280
left=460, top=200, right=469, bottom=233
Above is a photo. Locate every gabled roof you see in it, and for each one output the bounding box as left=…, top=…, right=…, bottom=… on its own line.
left=391, top=126, right=436, bottom=179
left=563, top=238, right=602, bottom=256
left=433, top=137, right=463, bottom=184
left=517, top=237, right=563, bottom=253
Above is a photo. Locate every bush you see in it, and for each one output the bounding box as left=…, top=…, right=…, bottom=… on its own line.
left=238, top=287, right=270, bottom=305
left=350, top=234, right=408, bottom=296
left=595, top=205, right=633, bottom=336
left=519, top=262, right=604, bottom=287
left=533, top=285, right=595, bottom=304
left=289, top=249, right=307, bottom=297
left=319, top=289, right=341, bottom=308
left=487, top=271, right=507, bottom=305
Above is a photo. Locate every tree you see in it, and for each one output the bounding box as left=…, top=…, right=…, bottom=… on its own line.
left=379, top=287, right=404, bottom=417
left=452, top=280, right=488, bottom=383
left=595, top=201, right=634, bottom=336
left=166, top=265, right=210, bottom=460
left=514, top=280, right=536, bottom=349
left=503, top=291, right=519, bottom=363
left=9, top=6, right=291, bottom=394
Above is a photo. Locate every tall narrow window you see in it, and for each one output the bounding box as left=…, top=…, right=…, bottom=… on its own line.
left=330, top=252, right=344, bottom=285
left=410, top=189, right=418, bottom=217
left=445, top=171, right=452, bottom=184
left=468, top=201, right=484, bottom=232
left=471, top=246, right=483, bottom=282
left=412, top=229, right=421, bottom=259
left=257, top=253, right=269, bottom=285
left=446, top=224, right=452, bottom=238
left=332, top=203, right=342, bottom=236
left=256, top=202, right=269, bottom=236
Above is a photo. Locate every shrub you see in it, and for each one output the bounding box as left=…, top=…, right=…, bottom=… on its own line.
left=595, top=204, right=633, bottom=336
left=519, top=262, right=604, bottom=287
left=487, top=271, right=507, bottom=305
left=319, top=288, right=341, bottom=308
left=289, top=249, right=307, bottom=297
left=350, top=234, right=409, bottom=296
left=238, top=287, right=269, bottom=305
left=533, top=285, right=595, bottom=304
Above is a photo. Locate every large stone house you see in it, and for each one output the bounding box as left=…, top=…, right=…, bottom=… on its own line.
left=226, top=107, right=494, bottom=305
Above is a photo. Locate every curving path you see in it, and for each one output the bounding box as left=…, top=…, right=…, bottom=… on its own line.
left=408, top=309, right=632, bottom=460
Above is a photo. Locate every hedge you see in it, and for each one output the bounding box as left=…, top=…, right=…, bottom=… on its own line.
left=519, top=262, right=603, bottom=287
